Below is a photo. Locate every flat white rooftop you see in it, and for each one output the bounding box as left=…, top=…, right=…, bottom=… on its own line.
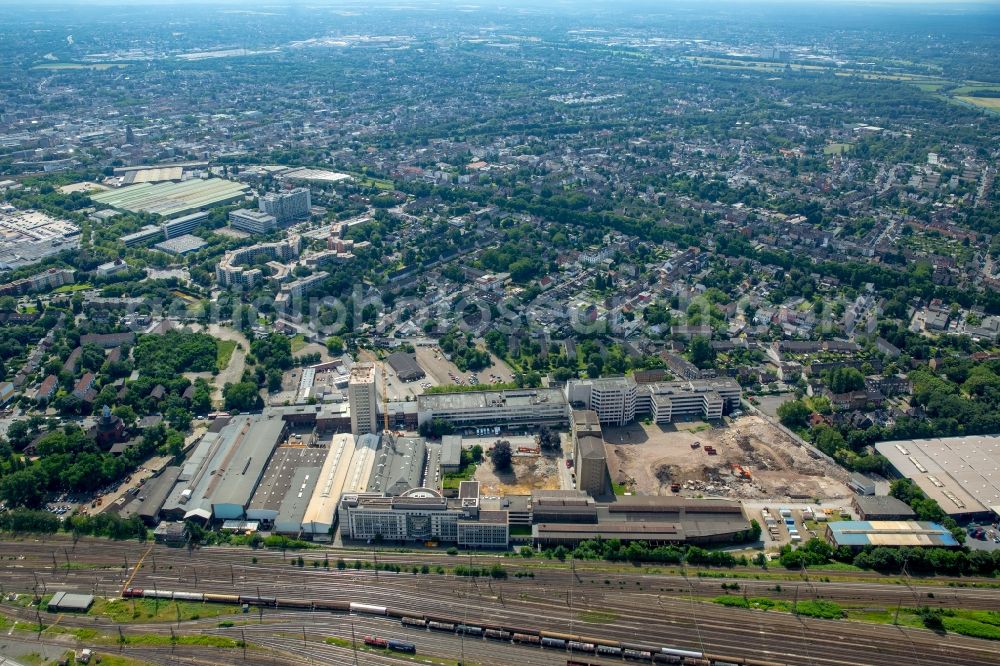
left=876, top=435, right=1000, bottom=517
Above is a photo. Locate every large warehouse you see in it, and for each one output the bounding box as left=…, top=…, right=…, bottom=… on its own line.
left=531, top=495, right=752, bottom=547
left=824, top=521, right=960, bottom=550
left=386, top=351, right=425, bottom=382
left=875, top=435, right=1000, bottom=520
left=90, top=178, right=249, bottom=217
left=159, top=414, right=286, bottom=522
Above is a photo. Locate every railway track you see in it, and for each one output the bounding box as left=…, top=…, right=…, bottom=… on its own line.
left=1, top=537, right=998, bottom=666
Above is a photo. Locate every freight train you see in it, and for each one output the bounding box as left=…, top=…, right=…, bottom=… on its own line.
left=121, top=587, right=783, bottom=666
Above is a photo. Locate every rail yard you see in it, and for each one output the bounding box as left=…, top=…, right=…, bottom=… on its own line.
left=0, top=536, right=998, bottom=666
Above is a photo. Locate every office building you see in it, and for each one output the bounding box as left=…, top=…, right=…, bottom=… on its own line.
left=339, top=481, right=509, bottom=548
left=566, top=376, right=740, bottom=426
left=260, top=187, right=311, bottom=225
left=565, top=377, right=636, bottom=426
left=229, top=208, right=277, bottom=234
left=120, top=225, right=162, bottom=247
left=349, top=363, right=379, bottom=436
left=416, top=388, right=568, bottom=430
left=571, top=410, right=609, bottom=497
left=162, top=211, right=208, bottom=239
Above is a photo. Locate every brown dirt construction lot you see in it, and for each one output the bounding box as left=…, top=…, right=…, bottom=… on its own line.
left=602, top=416, right=851, bottom=501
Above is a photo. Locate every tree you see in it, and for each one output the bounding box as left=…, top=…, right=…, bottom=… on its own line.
left=689, top=335, right=716, bottom=369
left=538, top=427, right=561, bottom=451
left=325, top=336, right=345, bottom=355
left=6, top=420, right=32, bottom=450
left=0, top=468, right=45, bottom=508
left=490, top=440, right=513, bottom=471
left=112, top=405, right=138, bottom=429
left=777, top=399, right=811, bottom=428
left=826, top=367, right=865, bottom=394
left=223, top=381, right=260, bottom=412
left=266, top=368, right=283, bottom=393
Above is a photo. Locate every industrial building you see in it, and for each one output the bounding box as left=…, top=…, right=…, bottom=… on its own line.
left=154, top=234, right=206, bottom=255
left=339, top=482, right=509, bottom=548
left=300, top=433, right=358, bottom=540
left=824, top=521, right=960, bottom=550
left=349, top=363, right=379, bottom=436
left=246, top=446, right=328, bottom=534
left=532, top=496, right=752, bottom=547
left=136, top=466, right=182, bottom=526
left=440, top=435, right=462, bottom=473
left=90, top=178, right=249, bottom=217
left=367, top=435, right=426, bottom=496
left=571, top=410, right=609, bottom=497
left=386, top=351, right=426, bottom=382
left=852, top=495, right=917, bottom=521
left=566, top=376, right=741, bottom=426
left=875, top=435, right=1000, bottom=520
left=0, top=209, right=81, bottom=270
left=229, top=208, right=277, bottom=234
left=47, top=592, right=94, bottom=613
left=260, top=187, right=311, bottom=225
left=159, top=414, right=285, bottom=522
left=416, top=388, right=568, bottom=430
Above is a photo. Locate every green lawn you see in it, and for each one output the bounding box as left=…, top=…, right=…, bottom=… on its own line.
left=823, top=143, right=853, bottom=155
left=52, top=282, right=93, bottom=294
left=443, top=464, right=477, bottom=490
left=577, top=610, right=618, bottom=624
left=290, top=334, right=308, bottom=353
left=92, top=597, right=240, bottom=624
left=216, top=339, right=238, bottom=371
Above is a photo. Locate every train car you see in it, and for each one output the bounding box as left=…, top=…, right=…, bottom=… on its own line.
left=204, top=593, right=240, bottom=604
left=312, top=600, right=351, bottom=612
left=456, top=624, right=484, bottom=637
left=541, top=637, right=567, bottom=649
left=122, top=588, right=142, bottom=598
left=278, top=598, right=313, bottom=609
left=597, top=645, right=623, bottom=657
left=653, top=654, right=681, bottom=664
left=401, top=617, right=428, bottom=628
left=681, top=659, right=710, bottom=666
left=568, top=641, right=596, bottom=653
left=172, top=591, right=204, bottom=602
left=484, top=629, right=511, bottom=641
left=387, top=639, right=416, bottom=654
left=428, top=621, right=456, bottom=632
left=146, top=590, right=172, bottom=599
left=624, top=648, right=653, bottom=661
left=661, top=647, right=704, bottom=660
left=363, top=635, right=388, bottom=649
left=384, top=608, right=404, bottom=619
left=350, top=603, right=387, bottom=616
left=513, top=633, right=541, bottom=645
